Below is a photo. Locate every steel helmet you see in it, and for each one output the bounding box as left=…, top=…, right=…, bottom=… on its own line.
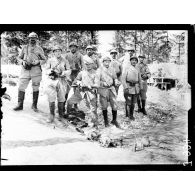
left=138, top=53, right=146, bottom=58
left=86, top=45, right=93, bottom=50
left=28, top=32, right=38, bottom=39
left=102, top=56, right=111, bottom=62
left=69, top=41, right=78, bottom=48
left=110, top=49, right=118, bottom=54
left=130, top=55, right=138, bottom=62
left=53, top=45, right=62, bottom=52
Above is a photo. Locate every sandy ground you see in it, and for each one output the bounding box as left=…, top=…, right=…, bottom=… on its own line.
left=1, top=65, right=190, bottom=165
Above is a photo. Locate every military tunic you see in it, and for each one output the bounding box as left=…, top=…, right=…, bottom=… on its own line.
left=122, top=65, right=142, bottom=105
left=18, top=44, right=46, bottom=92
left=65, top=51, right=84, bottom=82
left=45, top=56, right=70, bottom=103
left=96, top=66, right=118, bottom=110
left=83, top=54, right=100, bottom=70
left=136, top=62, right=151, bottom=100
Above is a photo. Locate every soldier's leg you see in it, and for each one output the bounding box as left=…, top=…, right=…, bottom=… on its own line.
left=110, top=90, right=120, bottom=128
left=140, top=88, right=147, bottom=115
left=56, top=82, right=67, bottom=123
left=123, top=92, right=128, bottom=117
left=100, top=95, right=109, bottom=127
left=137, top=93, right=142, bottom=112
left=89, top=97, right=98, bottom=129
left=124, top=92, right=132, bottom=118
left=129, top=95, right=137, bottom=120
left=13, top=78, right=30, bottom=111
left=31, top=75, right=42, bottom=112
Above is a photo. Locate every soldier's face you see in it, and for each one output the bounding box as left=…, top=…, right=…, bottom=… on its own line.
left=139, top=57, right=144, bottom=63
left=29, top=38, right=37, bottom=45
left=86, top=63, right=93, bottom=71
left=103, top=60, right=111, bottom=68
left=110, top=53, right=117, bottom=59
left=130, top=59, right=138, bottom=66
left=54, top=49, right=62, bottom=58
left=128, top=50, right=135, bottom=56
left=86, top=49, right=93, bottom=56
left=70, top=46, right=77, bottom=53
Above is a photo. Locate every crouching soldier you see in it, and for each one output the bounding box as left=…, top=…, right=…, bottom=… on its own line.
left=13, top=32, right=46, bottom=112
left=122, top=55, right=142, bottom=120
left=96, top=56, right=121, bottom=128
left=136, top=54, right=151, bottom=115
left=67, top=57, right=99, bottom=128
left=45, top=46, right=70, bottom=123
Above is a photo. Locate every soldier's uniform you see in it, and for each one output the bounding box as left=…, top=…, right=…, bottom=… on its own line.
left=122, top=55, right=142, bottom=120
left=13, top=32, right=46, bottom=112
left=136, top=54, right=151, bottom=115
left=110, top=49, right=122, bottom=94
left=67, top=57, right=99, bottom=128
left=83, top=45, right=100, bottom=70
left=96, top=56, right=120, bottom=128
left=45, top=46, right=70, bottom=123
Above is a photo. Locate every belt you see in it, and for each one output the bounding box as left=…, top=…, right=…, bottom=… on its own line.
left=126, top=81, right=138, bottom=86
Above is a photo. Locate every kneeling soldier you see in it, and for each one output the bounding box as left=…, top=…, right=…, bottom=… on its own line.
left=122, top=55, right=142, bottom=120
left=96, top=56, right=121, bottom=128
left=45, top=46, right=70, bottom=123
left=68, top=57, right=99, bottom=128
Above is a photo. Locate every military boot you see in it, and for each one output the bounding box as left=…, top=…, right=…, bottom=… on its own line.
left=13, top=91, right=25, bottom=111
left=137, top=97, right=142, bottom=113
left=47, top=102, right=55, bottom=123
left=31, top=91, right=39, bottom=112
left=129, top=104, right=135, bottom=120
left=102, top=110, right=109, bottom=127
left=125, top=103, right=129, bottom=117
left=111, top=110, right=121, bottom=128
left=58, top=102, right=67, bottom=124
left=142, top=100, right=147, bottom=115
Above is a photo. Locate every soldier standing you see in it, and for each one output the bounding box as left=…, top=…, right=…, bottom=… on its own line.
left=110, top=49, right=122, bottom=94
left=96, top=56, right=121, bottom=128
left=13, top=32, right=46, bottom=112
left=68, top=57, right=99, bottom=129
left=64, top=42, right=84, bottom=109
left=136, top=54, right=151, bottom=115
left=122, top=56, right=142, bottom=120
left=83, top=45, right=100, bottom=70
left=45, top=46, right=70, bottom=123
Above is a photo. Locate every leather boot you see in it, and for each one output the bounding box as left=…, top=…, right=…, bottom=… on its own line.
left=31, top=91, right=39, bottom=112
left=125, top=103, right=129, bottom=117
left=47, top=102, right=55, bottom=123
left=129, top=104, right=135, bottom=120
left=142, top=100, right=147, bottom=115
left=102, top=110, right=109, bottom=127
left=111, top=110, right=120, bottom=128
left=137, top=97, right=142, bottom=112
left=13, top=91, right=25, bottom=111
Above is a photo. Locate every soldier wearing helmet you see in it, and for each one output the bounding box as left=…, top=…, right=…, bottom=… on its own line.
left=109, top=49, right=122, bottom=94
left=83, top=45, right=100, bottom=70
left=64, top=41, right=84, bottom=110
left=135, top=53, right=151, bottom=115
left=122, top=55, right=142, bottom=120
left=44, top=45, right=70, bottom=123
left=96, top=56, right=121, bottom=128
left=66, top=56, right=99, bottom=128
left=13, top=32, right=46, bottom=112
left=119, top=46, right=135, bottom=64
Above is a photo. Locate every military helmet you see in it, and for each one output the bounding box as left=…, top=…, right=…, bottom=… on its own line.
left=130, top=55, right=138, bottom=62
left=28, top=32, right=38, bottom=39
left=69, top=41, right=78, bottom=48
left=84, top=56, right=94, bottom=65
left=102, top=56, right=111, bottom=62
left=126, top=46, right=135, bottom=51
left=138, top=53, right=146, bottom=58
left=53, top=45, right=62, bottom=52
left=110, top=49, right=118, bottom=54
left=86, top=45, right=93, bottom=50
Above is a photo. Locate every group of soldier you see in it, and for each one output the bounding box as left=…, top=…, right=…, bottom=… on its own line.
left=13, top=32, right=151, bottom=130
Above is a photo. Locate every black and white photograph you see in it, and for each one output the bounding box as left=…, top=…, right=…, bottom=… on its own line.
left=0, top=25, right=194, bottom=169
